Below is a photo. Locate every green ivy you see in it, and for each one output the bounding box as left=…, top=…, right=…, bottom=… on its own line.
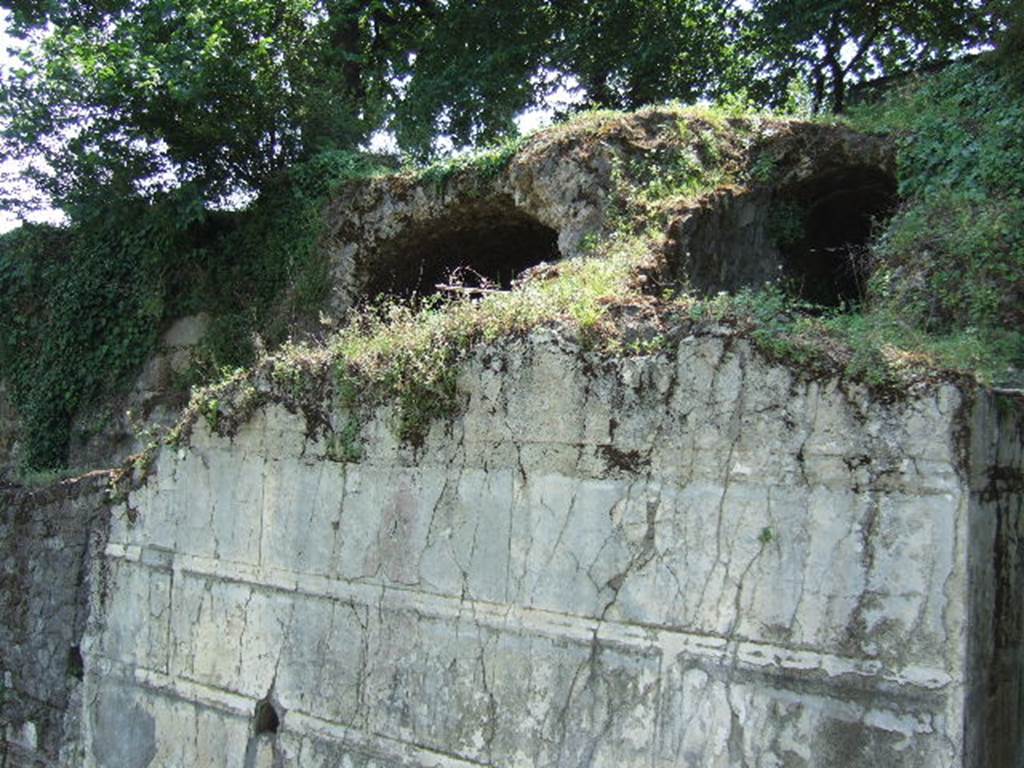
left=181, top=150, right=391, bottom=376
left=0, top=194, right=208, bottom=468
left=0, top=149, right=388, bottom=470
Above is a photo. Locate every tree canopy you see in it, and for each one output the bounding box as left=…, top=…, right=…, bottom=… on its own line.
left=0, top=0, right=1001, bottom=215
left=751, top=0, right=995, bottom=113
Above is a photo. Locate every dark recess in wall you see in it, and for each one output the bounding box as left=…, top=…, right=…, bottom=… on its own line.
left=363, top=201, right=560, bottom=298
left=777, top=165, right=897, bottom=306
left=253, top=697, right=280, bottom=735
left=664, top=163, right=897, bottom=306
left=67, top=644, right=84, bottom=680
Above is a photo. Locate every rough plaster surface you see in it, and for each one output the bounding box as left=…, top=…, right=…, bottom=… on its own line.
left=48, top=331, right=1023, bottom=767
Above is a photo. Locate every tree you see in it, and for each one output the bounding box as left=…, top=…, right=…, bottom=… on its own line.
left=391, top=0, right=747, bottom=155
left=750, top=0, right=994, bottom=113
left=391, top=0, right=553, bottom=154
left=0, top=0, right=1004, bottom=215
left=550, top=0, right=745, bottom=111
left=0, top=0, right=437, bottom=212
left=992, top=0, right=1024, bottom=62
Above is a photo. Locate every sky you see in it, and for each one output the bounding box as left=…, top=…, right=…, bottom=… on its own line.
left=1, top=16, right=26, bottom=233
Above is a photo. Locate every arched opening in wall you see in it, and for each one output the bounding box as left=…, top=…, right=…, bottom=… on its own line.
left=661, top=164, right=897, bottom=302
left=362, top=202, right=560, bottom=299
left=253, top=697, right=280, bottom=735
left=774, top=165, right=897, bottom=306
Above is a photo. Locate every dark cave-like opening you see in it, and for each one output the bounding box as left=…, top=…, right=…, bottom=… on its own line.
left=363, top=203, right=561, bottom=299
left=777, top=165, right=897, bottom=307
left=253, top=697, right=280, bottom=735
left=659, top=162, right=898, bottom=302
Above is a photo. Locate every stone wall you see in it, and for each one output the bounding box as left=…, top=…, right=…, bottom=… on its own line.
left=0, top=384, right=22, bottom=479
left=0, top=474, right=109, bottom=766
left=965, top=391, right=1024, bottom=768
left=71, top=330, right=1024, bottom=767
left=321, top=112, right=894, bottom=315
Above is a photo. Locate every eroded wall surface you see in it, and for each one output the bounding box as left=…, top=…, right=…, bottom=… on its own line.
left=70, top=330, right=1023, bottom=768
left=0, top=475, right=108, bottom=766
left=965, top=391, right=1024, bottom=768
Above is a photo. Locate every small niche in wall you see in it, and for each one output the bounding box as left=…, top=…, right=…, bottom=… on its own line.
left=253, top=696, right=280, bottom=736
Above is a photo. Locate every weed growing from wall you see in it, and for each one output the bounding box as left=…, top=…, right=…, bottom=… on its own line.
left=6, top=64, right=1024, bottom=472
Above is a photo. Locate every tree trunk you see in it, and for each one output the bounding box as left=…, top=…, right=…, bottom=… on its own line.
left=332, top=16, right=366, bottom=102
left=830, top=68, right=846, bottom=113
left=821, top=14, right=846, bottom=113
left=811, top=65, right=826, bottom=114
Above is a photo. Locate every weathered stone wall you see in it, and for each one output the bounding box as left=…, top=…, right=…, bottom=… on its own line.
left=72, top=330, right=1024, bottom=767
left=0, top=384, right=22, bottom=479
left=964, top=391, right=1024, bottom=768
left=0, top=475, right=108, bottom=766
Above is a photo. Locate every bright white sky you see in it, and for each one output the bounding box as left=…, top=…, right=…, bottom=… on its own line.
left=1, top=15, right=27, bottom=233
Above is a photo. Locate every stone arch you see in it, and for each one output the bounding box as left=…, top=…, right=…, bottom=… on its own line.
left=665, top=164, right=897, bottom=306
left=360, top=199, right=561, bottom=299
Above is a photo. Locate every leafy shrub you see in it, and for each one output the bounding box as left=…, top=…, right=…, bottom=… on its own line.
left=872, top=193, right=1024, bottom=331
left=844, top=59, right=1024, bottom=384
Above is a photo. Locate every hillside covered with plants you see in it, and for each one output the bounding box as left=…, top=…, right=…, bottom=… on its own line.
left=173, top=58, right=1024, bottom=461
left=0, top=0, right=1021, bottom=472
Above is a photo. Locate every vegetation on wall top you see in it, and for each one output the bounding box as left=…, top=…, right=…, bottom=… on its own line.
left=0, top=0, right=1020, bottom=471
left=177, top=60, right=1024, bottom=465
